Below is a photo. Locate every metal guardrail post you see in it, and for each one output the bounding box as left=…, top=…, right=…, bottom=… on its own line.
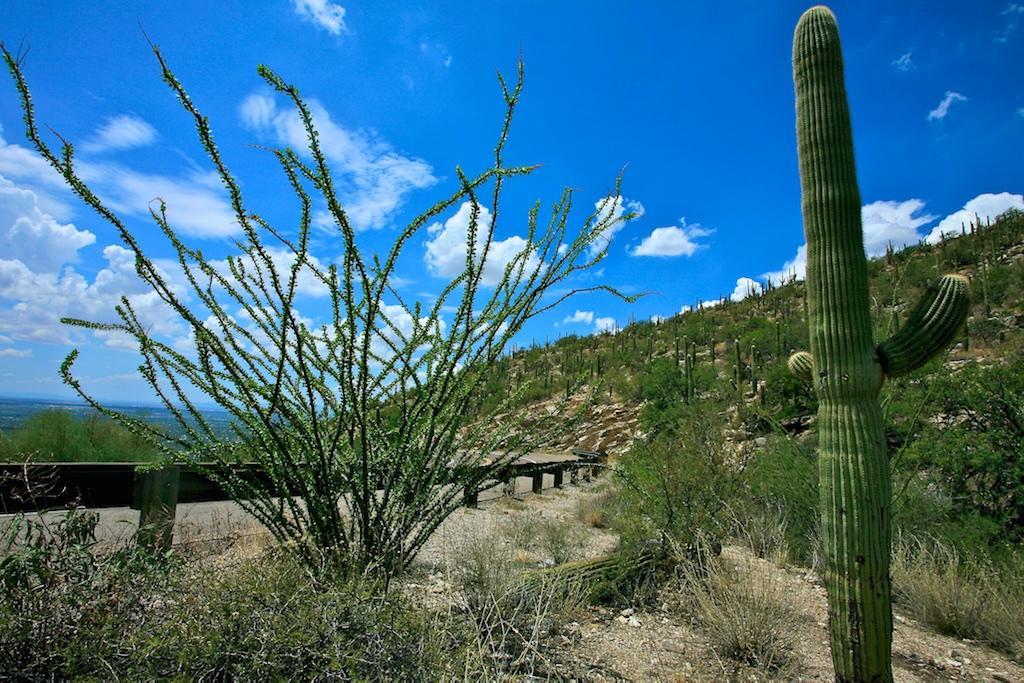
left=462, top=484, right=479, bottom=508
left=132, top=465, right=180, bottom=553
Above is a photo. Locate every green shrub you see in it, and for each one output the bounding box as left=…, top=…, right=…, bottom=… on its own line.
left=0, top=409, right=160, bottom=462
left=898, top=356, right=1024, bottom=540
left=613, top=404, right=737, bottom=558
left=738, top=434, right=819, bottom=567
left=0, top=510, right=464, bottom=679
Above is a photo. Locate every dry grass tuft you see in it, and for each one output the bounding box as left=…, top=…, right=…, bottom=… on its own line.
left=451, top=530, right=586, bottom=678
left=676, top=548, right=798, bottom=676
left=891, top=535, right=1024, bottom=660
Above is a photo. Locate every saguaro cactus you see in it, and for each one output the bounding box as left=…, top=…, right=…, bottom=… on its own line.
left=790, top=7, right=968, bottom=681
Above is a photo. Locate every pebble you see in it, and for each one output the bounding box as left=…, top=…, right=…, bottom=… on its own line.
left=662, top=640, right=687, bottom=654
left=620, top=607, right=635, bottom=617
left=627, top=616, right=642, bottom=627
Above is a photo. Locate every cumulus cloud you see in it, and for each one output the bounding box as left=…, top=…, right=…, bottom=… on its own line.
left=83, top=115, right=157, bottom=152
left=861, top=199, right=935, bottom=255
left=594, top=316, right=616, bottom=333
left=924, top=192, right=1024, bottom=243
left=562, top=310, right=594, bottom=325
left=588, top=196, right=644, bottom=259
left=632, top=218, right=710, bottom=258
left=891, top=52, right=915, bottom=72
left=0, top=129, right=67, bottom=191
left=423, top=202, right=538, bottom=287
left=75, top=162, right=240, bottom=239
left=1, top=128, right=235, bottom=237
left=758, top=192, right=1021, bottom=291
left=239, top=92, right=435, bottom=230
left=292, top=0, right=347, bottom=35
left=730, top=277, right=763, bottom=302
left=927, top=91, right=967, bottom=121
left=0, top=131, right=74, bottom=219
left=680, top=298, right=723, bottom=315
left=0, top=177, right=96, bottom=272
left=0, top=348, right=31, bottom=358
left=0, top=244, right=188, bottom=347
left=205, top=246, right=332, bottom=299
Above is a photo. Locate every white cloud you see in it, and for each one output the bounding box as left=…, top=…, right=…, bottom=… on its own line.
left=632, top=218, right=709, bottom=257
left=0, top=348, right=31, bottom=358
left=205, top=246, right=331, bottom=299
left=562, top=310, right=594, bottom=325
left=0, top=176, right=96, bottom=272
left=0, top=244, right=187, bottom=347
left=996, top=4, right=1023, bottom=42
left=594, top=316, right=616, bottom=333
left=891, top=52, right=915, bottom=72
left=730, top=277, right=763, bottom=302
left=925, top=192, right=1024, bottom=243
left=927, top=91, right=967, bottom=121
left=83, top=115, right=157, bottom=152
left=762, top=243, right=808, bottom=285
left=763, top=200, right=933, bottom=285
left=588, top=196, right=644, bottom=259
left=77, top=162, right=239, bottom=239
left=240, top=93, right=435, bottom=230
left=758, top=192, right=1022, bottom=291
left=292, top=0, right=347, bottom=35
left=0, top=131, right=75, bottom=219
left=0, top=129, right=67, bottom=191
left=0, top=129, right=235, bottom=237
left=423, top=202, right=538, bottom=287
left=861, top=199, right=935, bottom=255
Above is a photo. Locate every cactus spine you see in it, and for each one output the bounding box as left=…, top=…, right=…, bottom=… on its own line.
left=791, top=8, right=968, bottom=680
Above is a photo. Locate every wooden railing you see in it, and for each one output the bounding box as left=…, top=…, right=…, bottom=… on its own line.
left=0, top=449, right=606, bottom=551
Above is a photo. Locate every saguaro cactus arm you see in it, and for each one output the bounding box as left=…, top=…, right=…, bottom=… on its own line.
left=876, top=274, right=969, bottom=377
left=787, top=350, right=814, bottom=382
left=787, top=272, right=969, bottom=385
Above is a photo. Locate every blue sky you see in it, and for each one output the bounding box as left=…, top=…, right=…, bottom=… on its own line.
left=1, top=0, right=1022, bottom=403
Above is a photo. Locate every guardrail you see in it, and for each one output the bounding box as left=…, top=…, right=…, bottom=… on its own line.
left=0, top=450, right=606, bottom=551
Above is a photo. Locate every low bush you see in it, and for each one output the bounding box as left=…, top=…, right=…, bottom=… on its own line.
left=737, top=434, right=819, bottom=567
left=0, top=509, right=465, bottom=680
left=575, top=486, right=617, bottom=529
left=896, top=356, right=1024, bottom=541
left=452, top=530, right=585, bottom=678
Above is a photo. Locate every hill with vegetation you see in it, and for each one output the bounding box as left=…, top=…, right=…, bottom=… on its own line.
left=3, top=209, right=1022, bottom=679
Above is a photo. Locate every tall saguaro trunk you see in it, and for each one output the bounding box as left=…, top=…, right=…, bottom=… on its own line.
left=790, top=7, right=969, bottom=681
left=793, top=8, right=893, bottom=679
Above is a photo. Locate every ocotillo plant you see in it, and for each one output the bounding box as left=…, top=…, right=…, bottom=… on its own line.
left=789, top=7, right=969, bottom=680
left=4, top=45, right=638, bottom=579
